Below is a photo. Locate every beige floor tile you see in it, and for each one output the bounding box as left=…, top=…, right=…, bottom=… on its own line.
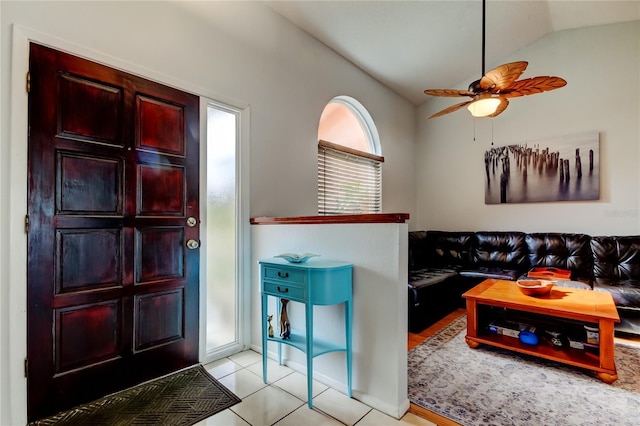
left=231, top=385, right=304, bottom=426
left=218, top=368, right=268, bottom=399
left=204, top=357, right=243, bottom=379
left=195, top=408, right=250, bottom=426
left=247, top=357, right=295, bottom=383
left=273, top=405, right=344, bottom=426
left=312, top=388, right=370, bottom=426
left=228, top=349, right=263, bottom=367
left=272, top=371, right=329, bottom=402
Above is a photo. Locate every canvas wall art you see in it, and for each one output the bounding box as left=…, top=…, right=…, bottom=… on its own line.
left=484, top=131, right=600, bottom=204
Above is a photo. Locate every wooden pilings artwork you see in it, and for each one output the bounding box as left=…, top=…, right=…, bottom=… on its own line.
left=484, top=131, right=600, bottom=204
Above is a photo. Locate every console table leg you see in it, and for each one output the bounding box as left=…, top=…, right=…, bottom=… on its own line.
left=262, top=294, right=268, bottom=383
left=306, top=303, right=314, bottom=408
left=346, top=300, right=352, bottom=398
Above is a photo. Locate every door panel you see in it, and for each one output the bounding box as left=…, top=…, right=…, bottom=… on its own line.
left=27, top=43, right=200, bottom=421
left=135, top=289, right=184, bottom=350
left=58, top=73, right=122, bottom=145
left=138, top=163, right=185, bottom=215
left=135, top=226, right=185, bottom=283
left=137, top=95, right=185, bottom=154
left=55, top=228, right=123, bottom=292
left=55, top=301, right=121, bottom=373
left=56, top=152, right=124, bottom=215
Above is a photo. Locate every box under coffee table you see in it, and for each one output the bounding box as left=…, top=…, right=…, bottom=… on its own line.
left=462, top=279, right=620, bottom=383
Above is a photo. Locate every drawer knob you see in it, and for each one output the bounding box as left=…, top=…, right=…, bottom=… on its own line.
left=277, top=286, right=289, bottom=293
left=277, top=271, right=289, bottom=278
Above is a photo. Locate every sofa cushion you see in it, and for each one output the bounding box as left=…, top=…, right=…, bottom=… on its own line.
left=408, top=267, right=458, bottom=289
left=526, top=233, right=593, bottom=282
left=472, top=232, right=529, bottom=271
left=425, top=231, right=474, bottom=269
left=594, top=279, right=640, bottom=308
left=408, top=231, right=429, bottom=270
left=591, top=236, right=640, bottom=281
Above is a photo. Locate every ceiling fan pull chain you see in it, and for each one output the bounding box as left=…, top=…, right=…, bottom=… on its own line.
left=473, top=118, right=476, bottom=141
left=491, top=120, right=494, bottom=146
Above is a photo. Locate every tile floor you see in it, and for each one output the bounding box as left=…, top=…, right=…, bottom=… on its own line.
left=195, top=350, right=436, bottom=426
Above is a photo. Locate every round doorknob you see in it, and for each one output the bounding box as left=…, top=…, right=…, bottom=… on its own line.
left=186, top=239, right=200, bottom=250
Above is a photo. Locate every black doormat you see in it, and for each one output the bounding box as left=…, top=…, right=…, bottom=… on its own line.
left=31, top=364, right=241, bottom=426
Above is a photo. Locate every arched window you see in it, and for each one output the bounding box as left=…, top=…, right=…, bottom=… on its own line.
left=317, top=96, right=383, bottom=215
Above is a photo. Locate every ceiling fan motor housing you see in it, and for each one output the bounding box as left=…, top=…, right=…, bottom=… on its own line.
left=468, top=79, right=483, bottom=93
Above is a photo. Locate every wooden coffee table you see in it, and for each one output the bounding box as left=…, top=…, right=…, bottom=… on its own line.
left=463, top=279, right=620, bottom=383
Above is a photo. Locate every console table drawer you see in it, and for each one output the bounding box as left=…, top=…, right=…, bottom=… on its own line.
left=263, top=266, right=306, bottom=284
left=263, top=281, right=306, bottom=300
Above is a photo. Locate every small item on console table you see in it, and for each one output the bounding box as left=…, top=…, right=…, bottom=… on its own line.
left=527, top=266, right=571, bottom=280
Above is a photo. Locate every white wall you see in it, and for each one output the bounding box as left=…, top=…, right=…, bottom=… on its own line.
left=416, top=21, right=640, bottom=235
left=0, top=1, right=416, bottom=423
left=251, top=223, right=409, bottom=419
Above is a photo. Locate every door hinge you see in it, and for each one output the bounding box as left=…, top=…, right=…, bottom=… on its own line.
left=25, top=215, right=29, bottom=234
left=26, top=71, right=31, bottom=94
left=24, top=358, right=28, bottom=378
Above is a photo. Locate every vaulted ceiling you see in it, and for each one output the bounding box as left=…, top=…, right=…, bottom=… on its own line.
left=264, top=1, right=639, bottom=105
left=175, top=1, right=640, bottom=106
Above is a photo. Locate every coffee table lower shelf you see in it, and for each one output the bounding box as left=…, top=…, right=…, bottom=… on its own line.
left=464, top=333, right=617, bottom=383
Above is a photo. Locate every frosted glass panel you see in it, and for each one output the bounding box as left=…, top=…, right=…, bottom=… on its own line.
left=206, top=106, right=237, bottom=352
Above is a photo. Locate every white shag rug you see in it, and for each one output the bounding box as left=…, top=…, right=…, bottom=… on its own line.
left=408, top=315, right=640, bottom=426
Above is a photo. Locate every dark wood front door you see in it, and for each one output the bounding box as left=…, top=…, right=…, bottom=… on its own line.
left=27, top=43, right=200, bottom=421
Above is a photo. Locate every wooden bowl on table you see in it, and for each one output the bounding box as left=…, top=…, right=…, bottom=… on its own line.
left=516, top=279, right=555, bottom=297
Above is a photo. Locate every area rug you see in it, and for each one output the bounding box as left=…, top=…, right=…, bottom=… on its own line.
left=408, top=315, right=640, bottom=426
left=31, top=364, right=241, bottom=425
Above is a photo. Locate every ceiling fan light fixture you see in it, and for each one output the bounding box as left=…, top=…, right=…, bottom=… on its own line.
left=467, top=96, right=501, bottom=117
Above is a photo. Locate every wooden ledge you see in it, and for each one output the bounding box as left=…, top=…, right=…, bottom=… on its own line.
left=250, top=213, right=409, bottom=225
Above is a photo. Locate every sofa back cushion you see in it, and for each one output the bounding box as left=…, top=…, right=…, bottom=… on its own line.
left=591, top=236, right=640, bottom=281
left=472, top=231, right=528, bottom=271
left=408, top=231, right=429, bottom=270
left=425, top=231, right=474, bottom=269
left=526, top=233, right=593, bottom=282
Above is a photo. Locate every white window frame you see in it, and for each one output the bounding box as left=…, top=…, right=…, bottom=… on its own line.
left=330, top=95, right=382, bottom=156
left=318, top=96, right=383, bottom=215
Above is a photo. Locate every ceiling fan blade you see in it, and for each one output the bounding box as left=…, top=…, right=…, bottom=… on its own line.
left=487, top=97, right=509, bottom=117
left=479, top=61, right=528, bottom=91
left=427, top=100, right=473, bottom=119
left=502, top=76, right=568, bottom=98
left=424, top=89, right=475, bottom=97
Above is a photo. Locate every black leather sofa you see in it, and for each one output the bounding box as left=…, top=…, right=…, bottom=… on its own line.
left=408, top=231, right=640, bottom=335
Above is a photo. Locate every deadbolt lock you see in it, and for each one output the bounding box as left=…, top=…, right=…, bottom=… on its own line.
left=186, top=217, right=197, bottom=227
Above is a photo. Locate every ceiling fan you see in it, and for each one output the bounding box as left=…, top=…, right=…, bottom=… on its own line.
left=423, top=0, right=567, bottom=119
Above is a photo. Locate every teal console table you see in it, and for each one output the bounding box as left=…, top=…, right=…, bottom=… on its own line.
left=259, top=257, right=353, bottom=408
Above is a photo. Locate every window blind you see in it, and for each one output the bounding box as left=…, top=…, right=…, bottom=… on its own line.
left=318, top=142, right=382, bottom=215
